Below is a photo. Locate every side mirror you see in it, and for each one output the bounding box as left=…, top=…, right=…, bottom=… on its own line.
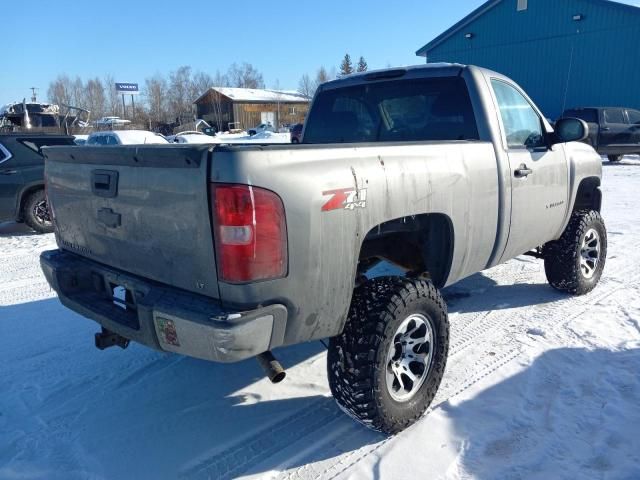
left=554, top=117, right=589, bottom=144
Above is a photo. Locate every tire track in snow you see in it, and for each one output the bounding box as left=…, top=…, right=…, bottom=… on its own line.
left=180, top=344, right=522, bottom=480
left=277, top=349, right=522, bottom=480
left=269, top=272, right=640, bottom=480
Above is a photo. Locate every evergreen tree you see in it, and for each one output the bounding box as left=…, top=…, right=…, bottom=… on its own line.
left=339, top=54, right=354, bottom=76
left=356, top=56, right=368, bottom=72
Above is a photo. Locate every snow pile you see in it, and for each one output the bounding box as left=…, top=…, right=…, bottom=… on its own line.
left=205, top=87, right=308, bottom=103
left=1, top=157, right=639, bottom=479
left=210, top=131, right=292, bottom=144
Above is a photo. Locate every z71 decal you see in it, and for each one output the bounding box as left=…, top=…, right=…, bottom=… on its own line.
left=321, top=188, right=367, bottom=211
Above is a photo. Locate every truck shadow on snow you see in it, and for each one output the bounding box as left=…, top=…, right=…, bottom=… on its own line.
left=2, top=297, right=374, bottom=479
left=441, top=270, right=567, bottom=314
left=443, top=347, right=640, bottom=479
left=0, top=221, right=36, bottom=236
left=2, top=268, right=578, bottom=478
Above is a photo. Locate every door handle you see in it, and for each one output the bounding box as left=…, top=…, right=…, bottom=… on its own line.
left=601, top=127, right=611, bottom=131
left=0, top=169, right=18, bottom=175
left=514, top=165, right=533, bottom=178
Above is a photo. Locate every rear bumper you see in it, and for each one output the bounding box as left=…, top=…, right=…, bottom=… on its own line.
left=40, top=249, right=287, bottom=363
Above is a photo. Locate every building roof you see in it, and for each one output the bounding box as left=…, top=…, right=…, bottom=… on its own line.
left=415, top=0, right=502, bottom=57
left=415, top=0, right=640, bottom=57
left=194, top=87, right=309, bottom=104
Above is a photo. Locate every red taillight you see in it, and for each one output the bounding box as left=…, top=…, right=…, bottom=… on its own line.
left=211, top=184, right=287, bottom=283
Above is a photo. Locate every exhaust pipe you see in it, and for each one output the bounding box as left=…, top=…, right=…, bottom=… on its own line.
left=256, top=351, right=286, bottom=383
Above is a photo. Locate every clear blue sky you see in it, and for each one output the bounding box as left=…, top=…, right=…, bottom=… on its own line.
left=2, top=0, right=639, bottom=106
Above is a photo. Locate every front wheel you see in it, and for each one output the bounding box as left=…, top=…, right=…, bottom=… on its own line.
left=23, top=189, right=53, bottom=234
left=607, top=155, right=623, bottom=162
left=328, top=277, right=449, bottom=434
left=543, top=210, right=607, bottom=295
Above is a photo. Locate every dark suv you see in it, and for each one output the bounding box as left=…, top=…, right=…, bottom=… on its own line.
left=0, top=134, right=75, bottom=232
left=562, top=107, right=640, bottom=162
left=289, top=123, right=303, bottom=143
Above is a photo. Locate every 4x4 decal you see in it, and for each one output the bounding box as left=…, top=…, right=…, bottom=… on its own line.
left=321, top=188, right=367, bottom=211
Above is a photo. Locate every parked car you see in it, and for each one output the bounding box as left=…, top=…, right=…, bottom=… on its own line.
left=41, top=64, right=605, bottom=434
left=289, top=123, right=303, bottom=143
left=171, top=133, right=219, bottom=144
left=73, top=134, right=89, bottom=145
left=0, top=133, right=75, bottom=232
left=561, top=107, right=640, bottom=162
left=86, top=130, right=168, bottom=145
left=247, top=122, right=274, bottom=136
left=95, top=116, right=131, bottom=128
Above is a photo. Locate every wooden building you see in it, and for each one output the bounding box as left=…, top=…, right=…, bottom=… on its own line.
left=193, top=87, right=310, bottom=131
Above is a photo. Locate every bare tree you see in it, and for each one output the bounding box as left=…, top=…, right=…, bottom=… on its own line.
left=144, top=74, right=169, bottom=123
left=213, top=70, right=230, bottom=88
left=228, top=62, right=264, bottom=89
left=84, top=77, right=105, bottom=119
left=191, top=71, right=213, bottom=102
left=316, top=66, right=330, bottom=84
left=209, top=70, right=231, bottom=131
left=103, top=74, right=119, bottom=116
left=70, top=77, right=85, bottom=109
left=47, top=75, right=73, bottom=107
left=298, top=74, right=315, bottom=99
left=168, top=66, right=194, bottom=123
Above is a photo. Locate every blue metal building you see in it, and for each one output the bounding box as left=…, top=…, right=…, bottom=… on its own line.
left=416, top=0, right=640, bottom=119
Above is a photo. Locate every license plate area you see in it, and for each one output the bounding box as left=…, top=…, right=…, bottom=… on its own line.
left=110, top=283, right=136, bottom=311
left=82, top=270, right=143, bottom=330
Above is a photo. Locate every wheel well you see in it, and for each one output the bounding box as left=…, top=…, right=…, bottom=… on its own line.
left=574, top=177, right=601, bottom=213
left=16, top=184, right=44, bottom=220
left=357, top=214, right=454, bottom=288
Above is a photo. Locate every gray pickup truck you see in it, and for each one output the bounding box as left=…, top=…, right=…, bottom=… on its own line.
left=41, top=64, right=606, bottom=433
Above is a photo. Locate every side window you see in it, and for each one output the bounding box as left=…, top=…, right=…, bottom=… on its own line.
left=106, top=135, right=118, bottom=145
left=604, top=109, right=626, bottom=124
left=0, top=142, right=13, bottom=164
left=87, top=135, right=103, bottom=145
left=492, top=79, right=544, bottom=149
left=626, top=109, right=640, bottom=125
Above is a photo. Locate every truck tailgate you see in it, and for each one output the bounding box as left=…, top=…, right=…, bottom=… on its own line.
left=43, top=145, right=219, bottom=299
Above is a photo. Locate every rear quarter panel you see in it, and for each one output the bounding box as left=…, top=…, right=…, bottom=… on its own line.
left=211, top=142, right=498, bottom=345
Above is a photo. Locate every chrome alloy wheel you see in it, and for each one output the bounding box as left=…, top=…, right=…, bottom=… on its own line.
left=385, top=313, right=435, bottom=402
left=33, top=199, right=51, bottom=226
left=580, top=228, right=601, bottom=279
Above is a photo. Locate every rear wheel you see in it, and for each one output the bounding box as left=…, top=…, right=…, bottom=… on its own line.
left=608, top=155, right=623, bottom=162
left=327, top=277, right=449, bottom=434
left=23, top=189, right=53, bottom=234
left=543, top=210, right=606, bottom=295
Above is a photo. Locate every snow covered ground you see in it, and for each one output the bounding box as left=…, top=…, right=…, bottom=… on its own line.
left=1, top=157, right=639, bottom=480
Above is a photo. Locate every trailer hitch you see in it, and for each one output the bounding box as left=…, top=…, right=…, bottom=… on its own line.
left=95, top=327, right=130, bottom=350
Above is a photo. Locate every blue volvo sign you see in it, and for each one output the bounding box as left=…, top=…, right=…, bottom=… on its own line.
left=115, top=83, right=139, bottom=95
